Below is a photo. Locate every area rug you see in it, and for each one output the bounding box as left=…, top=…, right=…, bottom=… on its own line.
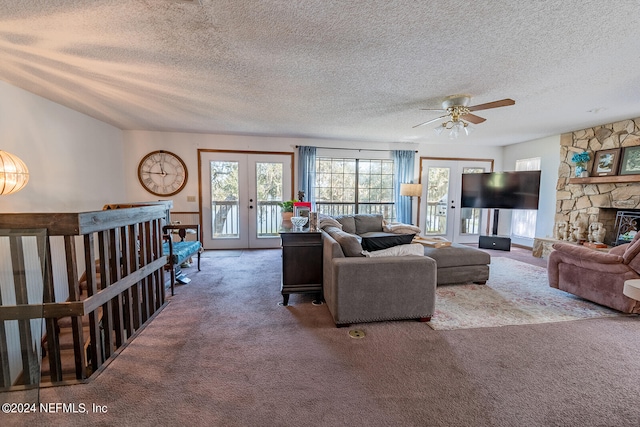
left=428, top=257, right=625, bottom=330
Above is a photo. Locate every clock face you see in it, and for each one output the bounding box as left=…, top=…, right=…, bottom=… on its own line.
left=137, top=150, right=188, bottom=196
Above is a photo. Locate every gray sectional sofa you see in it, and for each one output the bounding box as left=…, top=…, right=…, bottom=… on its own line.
left=321, top=214, right=436, bottom=326
left=320, top=213, right=491, bottom=326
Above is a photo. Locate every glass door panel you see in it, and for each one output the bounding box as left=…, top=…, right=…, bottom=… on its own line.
left=247, top=155, right=291, bottom=248
left=201, top=152, right=292, bottom=250
left=210, top=160, right=240, bottom=239
left=424, top=167, right=450, bottom=235
left=459, top=167, right=485, bottom=236
left=420, top=159, right=492, bottom=243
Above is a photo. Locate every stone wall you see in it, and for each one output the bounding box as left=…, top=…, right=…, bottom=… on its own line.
left=555, top=118, right=640, bottom=244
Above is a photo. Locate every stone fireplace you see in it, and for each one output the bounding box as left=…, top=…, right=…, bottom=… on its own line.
left=555, top=118, right=640, bottom=245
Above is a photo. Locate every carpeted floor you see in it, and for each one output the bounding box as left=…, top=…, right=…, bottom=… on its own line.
left=2, top=248, right=639, bottom=427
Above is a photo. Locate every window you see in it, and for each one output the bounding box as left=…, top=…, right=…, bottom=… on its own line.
left=314, top=157, right=396, bottom=220
left=511, top=157, right=541, bottom=240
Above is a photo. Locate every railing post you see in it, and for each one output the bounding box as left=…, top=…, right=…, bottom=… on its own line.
left=64, top=235, right=87, bottom=380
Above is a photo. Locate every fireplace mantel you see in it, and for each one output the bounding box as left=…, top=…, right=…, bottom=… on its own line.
left=568, top=175, right=640, bottom=184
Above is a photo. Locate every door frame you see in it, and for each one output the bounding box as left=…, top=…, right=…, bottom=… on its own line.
left=197, top=149, right=295, bottom=247
left=418, top=156, right=495, bottom=242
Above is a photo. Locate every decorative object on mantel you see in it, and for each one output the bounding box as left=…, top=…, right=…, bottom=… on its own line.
left=554, top=221, right=569, bottom=241
left=571, top=151, right=591, bottom=178
left=587, top=222, right=606, bottom=244
left=591, top=148, right=621, bottom=177
left=568, top=220, right=585, bottom=243
left=0, top=150, right=29, bottom=195
left=619, top=145, right=640, bottom=176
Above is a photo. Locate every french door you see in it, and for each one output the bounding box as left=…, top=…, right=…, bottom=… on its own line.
left=200, top=151, right=293, bottom=249
left=419, top=159, right=492, bottom=243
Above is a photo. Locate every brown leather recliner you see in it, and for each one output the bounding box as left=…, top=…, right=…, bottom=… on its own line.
left=548, top=232, right=640, bottom=313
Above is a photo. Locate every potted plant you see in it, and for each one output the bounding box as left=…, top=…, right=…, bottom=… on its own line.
left=571, top=151, right=591, bottom=177
left=280, top=199, right=297, bottom=224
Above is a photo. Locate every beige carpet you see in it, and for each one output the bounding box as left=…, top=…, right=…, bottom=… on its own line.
left=428, top=257, right=624, bottom=330
left=2, top=249, right=639, bottom=427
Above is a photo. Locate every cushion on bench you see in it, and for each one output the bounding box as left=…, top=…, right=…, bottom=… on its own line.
left=163, top=240, right=201, bottom=265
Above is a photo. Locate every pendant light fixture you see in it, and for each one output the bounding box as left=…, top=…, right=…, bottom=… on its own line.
left=0, top=150, right=29, bottom=195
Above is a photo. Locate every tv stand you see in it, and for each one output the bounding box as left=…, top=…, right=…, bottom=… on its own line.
left=478, top=209, right=511, bottom=251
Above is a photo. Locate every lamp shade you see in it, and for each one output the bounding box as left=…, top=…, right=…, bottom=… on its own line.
left=400, top=183, right=422, bottom=197
left=0, top=150, right=29, bottom=195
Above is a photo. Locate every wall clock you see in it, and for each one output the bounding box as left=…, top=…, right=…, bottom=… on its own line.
left=137, top=150, right=188, bottom=197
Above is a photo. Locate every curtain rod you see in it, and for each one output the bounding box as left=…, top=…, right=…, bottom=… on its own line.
left=295, top=145, right=417, bottom=153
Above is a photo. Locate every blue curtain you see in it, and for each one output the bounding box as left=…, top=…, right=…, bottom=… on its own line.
left=297, top=146, right=316, bottom=205
left=393, top=150, right=415, bottom=224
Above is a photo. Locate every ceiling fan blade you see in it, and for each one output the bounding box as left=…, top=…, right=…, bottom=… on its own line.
left=413, top=115, right=447, bottom=128
left=460, top=113, right=486, bottom=124
left=420, top=108, right=446, bottom=112
left=467, top=98, right=515, bottom=112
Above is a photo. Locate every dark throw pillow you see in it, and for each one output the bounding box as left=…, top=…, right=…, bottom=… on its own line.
left=360, top=232, right=415, bottom=251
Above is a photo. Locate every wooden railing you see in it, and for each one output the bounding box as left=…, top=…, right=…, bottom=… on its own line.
left=0, top=205, right=168, bottom=391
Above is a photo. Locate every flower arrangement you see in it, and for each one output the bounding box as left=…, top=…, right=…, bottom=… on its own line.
left=571, top=151, right=590, bottom=177
left=571, top=151, right=590, bottom=165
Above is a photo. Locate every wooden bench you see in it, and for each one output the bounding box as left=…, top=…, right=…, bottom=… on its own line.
left=163, top=224, right=202, bottom=295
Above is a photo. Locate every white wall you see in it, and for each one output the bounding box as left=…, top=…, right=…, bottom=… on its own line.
left=416, top=143, right=504, bottom=171
left=0, top=82, right=127, bottom=385
left=124, top=131, right=416, bottom=210
left=0, top=81, right=126, bottom=213
left=122, top=130, right=509, bottom=238
left=502, top=135, right=561, bottom=243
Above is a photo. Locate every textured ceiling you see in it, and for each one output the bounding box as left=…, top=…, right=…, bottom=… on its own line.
left=2, top=0, right=640, bottom=146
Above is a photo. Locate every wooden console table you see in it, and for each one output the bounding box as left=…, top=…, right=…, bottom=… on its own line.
left=279, top=228, right=323, bottom=306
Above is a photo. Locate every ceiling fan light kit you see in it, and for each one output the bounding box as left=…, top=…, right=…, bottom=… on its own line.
left=415, top=95, right=514, bottom=139
left=434, top=118, right=474, bottom=139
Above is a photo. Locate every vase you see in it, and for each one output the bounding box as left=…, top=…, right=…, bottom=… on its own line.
left=580, top=170, right=589, bottom=178
left=281, top=211, right=293, bottom=226
left=575, top=165, right=585, bottom=178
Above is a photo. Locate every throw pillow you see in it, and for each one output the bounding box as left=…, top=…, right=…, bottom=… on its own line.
left=334, top=215, right=357, bottom=234
left=318, top=214, right=343, bottom=230
left=359, top=232, right=415, bottom=251
left=326, top=228, right=364, bottom=257
left=354, top=214, right=384, bottom=234
left=362, top=243, right=425, bottom=258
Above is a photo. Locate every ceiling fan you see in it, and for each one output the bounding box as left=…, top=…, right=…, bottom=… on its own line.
left=413, top=95, right=515, bottom=137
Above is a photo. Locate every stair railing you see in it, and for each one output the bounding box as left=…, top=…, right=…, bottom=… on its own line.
left=0, top=204, right=168, bottom=391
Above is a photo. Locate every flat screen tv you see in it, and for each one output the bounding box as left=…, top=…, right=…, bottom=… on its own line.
left=461, top=170, right=541, bottom=210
